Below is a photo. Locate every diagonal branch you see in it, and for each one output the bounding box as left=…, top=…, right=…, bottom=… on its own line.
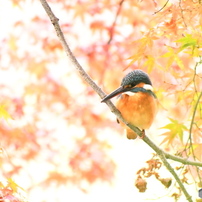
left=39, top=0, right=197, bottom=201
left=39, top=0, right=105, bottom=99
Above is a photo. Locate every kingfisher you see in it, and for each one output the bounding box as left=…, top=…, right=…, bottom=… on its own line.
left=101, top=69, right=158, bottom=139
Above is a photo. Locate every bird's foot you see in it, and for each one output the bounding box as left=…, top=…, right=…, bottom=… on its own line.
left=140, top=129, right=145, bottom=139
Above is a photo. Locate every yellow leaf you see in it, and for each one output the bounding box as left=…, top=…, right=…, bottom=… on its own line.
left=160, top=118, right=188, bottom=145
left=191, top=144, right=202, bottom=161
left=0, top=104, right=13, bottom=122
left=7, top=178, right=25, bottom=193
left=144, top=55, right=155, bottom=72
left=162, top=47, right=184, bottom=69
left=8, top=35, right=17, bottom=51
left=174, top=55, right=184, bottom=69
left=28, top=61, right=47, bottom=79
left=126, top=53, right=144, bottom=69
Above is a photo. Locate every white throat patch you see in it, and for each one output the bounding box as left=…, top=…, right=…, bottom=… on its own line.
left=143, top=84, right=153, bottom=91
left=122, top=91, right=134, bottom=96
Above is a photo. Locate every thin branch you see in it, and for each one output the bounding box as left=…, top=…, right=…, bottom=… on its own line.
left=165, top=152, right=202, bottom=167
left=39, top=0, right=105, bottom=99
left=107, top=0, right=125, bottom=44
left=189, top=90, right=202, bottom=184
left=179, top=0, right=187, bottom=27
left=183, top=62, right=202, bottom=186
left=128, top=124, right=193, bottom=201
left=189, top=68, right=202, bottom=141
left=39, top=0, right=196, bottom=201
left=153, top=0, right=170, bottom=14
left=159, top=152, right=192, bottom=201
left=184, top=62, right=200, bottom=152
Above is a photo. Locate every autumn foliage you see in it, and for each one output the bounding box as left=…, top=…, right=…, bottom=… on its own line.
left=0, top=0, right=202, bottom=201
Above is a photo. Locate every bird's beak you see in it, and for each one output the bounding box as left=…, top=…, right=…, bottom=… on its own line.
left=101, top=86, right=127, bottom=102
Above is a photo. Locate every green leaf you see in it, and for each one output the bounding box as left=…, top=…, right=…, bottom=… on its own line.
left=176, top=34, right=197, bottom=51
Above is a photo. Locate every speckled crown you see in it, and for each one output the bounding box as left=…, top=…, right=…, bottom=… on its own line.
left=121, top=69, right=152, bottom=87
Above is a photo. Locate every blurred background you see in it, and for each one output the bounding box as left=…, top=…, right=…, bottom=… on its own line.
left=0, top=0, right=202, bottom=201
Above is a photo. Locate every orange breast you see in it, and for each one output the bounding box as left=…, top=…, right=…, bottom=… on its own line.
left=116, top=92, right=157, bottom=132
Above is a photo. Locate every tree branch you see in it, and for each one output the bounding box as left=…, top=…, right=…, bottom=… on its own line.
left=39, top=0, right=197, bottom=201
left=107, top=0, right=125, bottom=44
left=153, top=0, right=170, bottom=14
left=39, top=0, right=105, bottom=99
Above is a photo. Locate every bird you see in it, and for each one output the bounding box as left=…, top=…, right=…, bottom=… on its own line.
left=101, top=69, right=158, bottom=139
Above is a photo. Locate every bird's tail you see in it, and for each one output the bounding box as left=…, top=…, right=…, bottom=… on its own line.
left=125, top=127, right=138, bottom=139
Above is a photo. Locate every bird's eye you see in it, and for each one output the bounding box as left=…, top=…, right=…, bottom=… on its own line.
left=124, top=85, right=132, bottom=88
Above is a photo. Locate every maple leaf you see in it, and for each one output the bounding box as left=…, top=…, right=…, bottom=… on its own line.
left=176, top=34, right=198, bottom=52
left=73, top=3, right=90, bottom=22
left=176, top=90, right=193, bottom=103
left=127, top=36, right=155, bottom=69
left=160, top=118, right=188, bottom=145
left=6, top=178, right=24, bottom=193
left=0, top=181, right=4, bottom=188
left=8, top=35, right=17, bottom=51
left=193, top=144, right=202, bottom=161
left=126, top=53, right=144, bottom=69
left=90, top=21, right=106, bottom=34
left=28, top=60, right=47, bottom=79
left=161, top=46, right=184, bottom=69
left=143, top=55, right=155, bottom=72
left=0, top=104, right=13, bottom=122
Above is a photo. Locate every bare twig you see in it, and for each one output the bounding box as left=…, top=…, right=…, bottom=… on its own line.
left=179, top=0, right=187, bottom=27
left=159, top=152, right=192, bottom=201
left=39, top=0, right=105, bottom=99
left=39, top=0, right=197, bottom=201
left=107, top=0, right=125, bottom=44
left=153, top=0, right=170, bottom=14
left=189, top=87, right=202, bottom=184
left=183, top=62, right=202, bottom=186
